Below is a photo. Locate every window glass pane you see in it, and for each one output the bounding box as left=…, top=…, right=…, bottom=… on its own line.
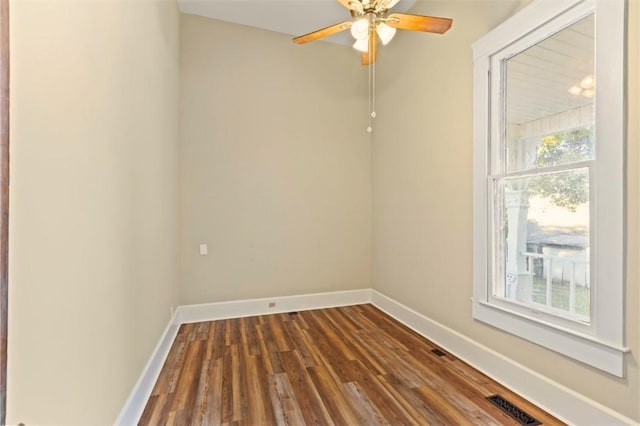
left=505, top=15, right=594, bottom=173
left=495, top=168, right=590, bottom=321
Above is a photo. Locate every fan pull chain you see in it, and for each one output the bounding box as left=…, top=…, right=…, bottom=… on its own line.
left=367, top=46, right=376, bottom=133
left=372, top=54, right=376, bottom=118
left=367, top=50, right=372, bottom=133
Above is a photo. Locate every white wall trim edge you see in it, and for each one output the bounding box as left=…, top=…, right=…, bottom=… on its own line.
left=174, top=288, right=371, bottom=324
left=116, top=289, right=637, bottom=425
left=370, top=289, right=638, bottom=426
left=114, top=311, right=181, bottom=426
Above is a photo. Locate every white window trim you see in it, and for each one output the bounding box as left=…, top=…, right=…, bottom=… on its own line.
left=472, top=0, right=629, bottom=376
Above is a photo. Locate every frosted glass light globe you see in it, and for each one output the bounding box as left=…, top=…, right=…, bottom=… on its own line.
left=353, top=38, right=369, bottom=52
left=351, top=18, right=370, bottom=40
left=376, top=22, right=396, bottom=45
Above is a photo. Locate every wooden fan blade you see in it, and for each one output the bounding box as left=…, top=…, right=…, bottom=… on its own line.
left=293, top=21, right=353, bottom=44
left=361, top=31, right=378, bottom=66
left=386, top=13, right=452, bottom=34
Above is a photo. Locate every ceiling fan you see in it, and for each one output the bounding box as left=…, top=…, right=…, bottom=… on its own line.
left=293, top=0, right=453, bottom=65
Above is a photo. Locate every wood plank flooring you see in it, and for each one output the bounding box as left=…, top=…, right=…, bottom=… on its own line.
left=139, top=304, right=564, bottom=425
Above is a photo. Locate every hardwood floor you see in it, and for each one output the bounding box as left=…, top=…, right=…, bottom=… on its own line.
left=139, top=304, right=564, bottom=425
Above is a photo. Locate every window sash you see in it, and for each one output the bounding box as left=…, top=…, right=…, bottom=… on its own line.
left=487, top=163, right=594, bottom=329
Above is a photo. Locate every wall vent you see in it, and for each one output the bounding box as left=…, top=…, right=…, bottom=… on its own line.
left=486, top=394, right=541, bottom=425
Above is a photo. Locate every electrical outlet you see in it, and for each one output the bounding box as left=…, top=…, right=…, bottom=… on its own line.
left=268, top=302, right=276, bottom=308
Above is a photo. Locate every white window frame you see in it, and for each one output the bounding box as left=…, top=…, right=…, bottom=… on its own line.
left=472, top=0, right=628, bottom=376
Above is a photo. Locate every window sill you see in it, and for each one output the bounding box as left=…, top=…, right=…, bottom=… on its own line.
left=473, top=300, right=629, bottom=377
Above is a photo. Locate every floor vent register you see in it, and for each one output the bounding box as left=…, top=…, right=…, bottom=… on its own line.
left=486, top=394, right=541, bottom=425
left=430, top=348, right=447, bottom=357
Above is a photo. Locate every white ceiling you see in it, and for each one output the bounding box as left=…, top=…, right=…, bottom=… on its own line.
left=177, top=0, right=417, bottom=46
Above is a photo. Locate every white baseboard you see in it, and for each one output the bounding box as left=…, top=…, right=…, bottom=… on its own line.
left=116, top=288, right=637, bottom=426
left=114, top=313, right=180, bottom=426
left=175, top=288, right=371, bottom=324
left=114, top=289, right=371, bottom=424
left=370, top=289, right=638, bottom=426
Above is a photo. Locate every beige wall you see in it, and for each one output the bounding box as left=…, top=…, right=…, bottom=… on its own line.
left=178, top=15, right=371, bottom=305
left=8, top=1, right=180, bottom=424
left=5, top=0, right=638, bottom=423
left=373, top=0, right=640, bottom=421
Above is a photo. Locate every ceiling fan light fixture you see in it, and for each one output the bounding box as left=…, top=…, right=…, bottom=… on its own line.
left=568, top=85, right=582, bottom=96
left=580, top=74, right=595, bottom=89
left=568, top=74, right=596, bottom=98
left=582, top=89, right=595, bottom=98
left=353, top=37, right=369, bottom=52
left=351, top=18, right=370, bottom=40
left=377, top=22, right=396, bottom=45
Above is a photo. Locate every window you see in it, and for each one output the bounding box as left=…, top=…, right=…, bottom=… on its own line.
left=472, top=0, right=627, bottom=376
